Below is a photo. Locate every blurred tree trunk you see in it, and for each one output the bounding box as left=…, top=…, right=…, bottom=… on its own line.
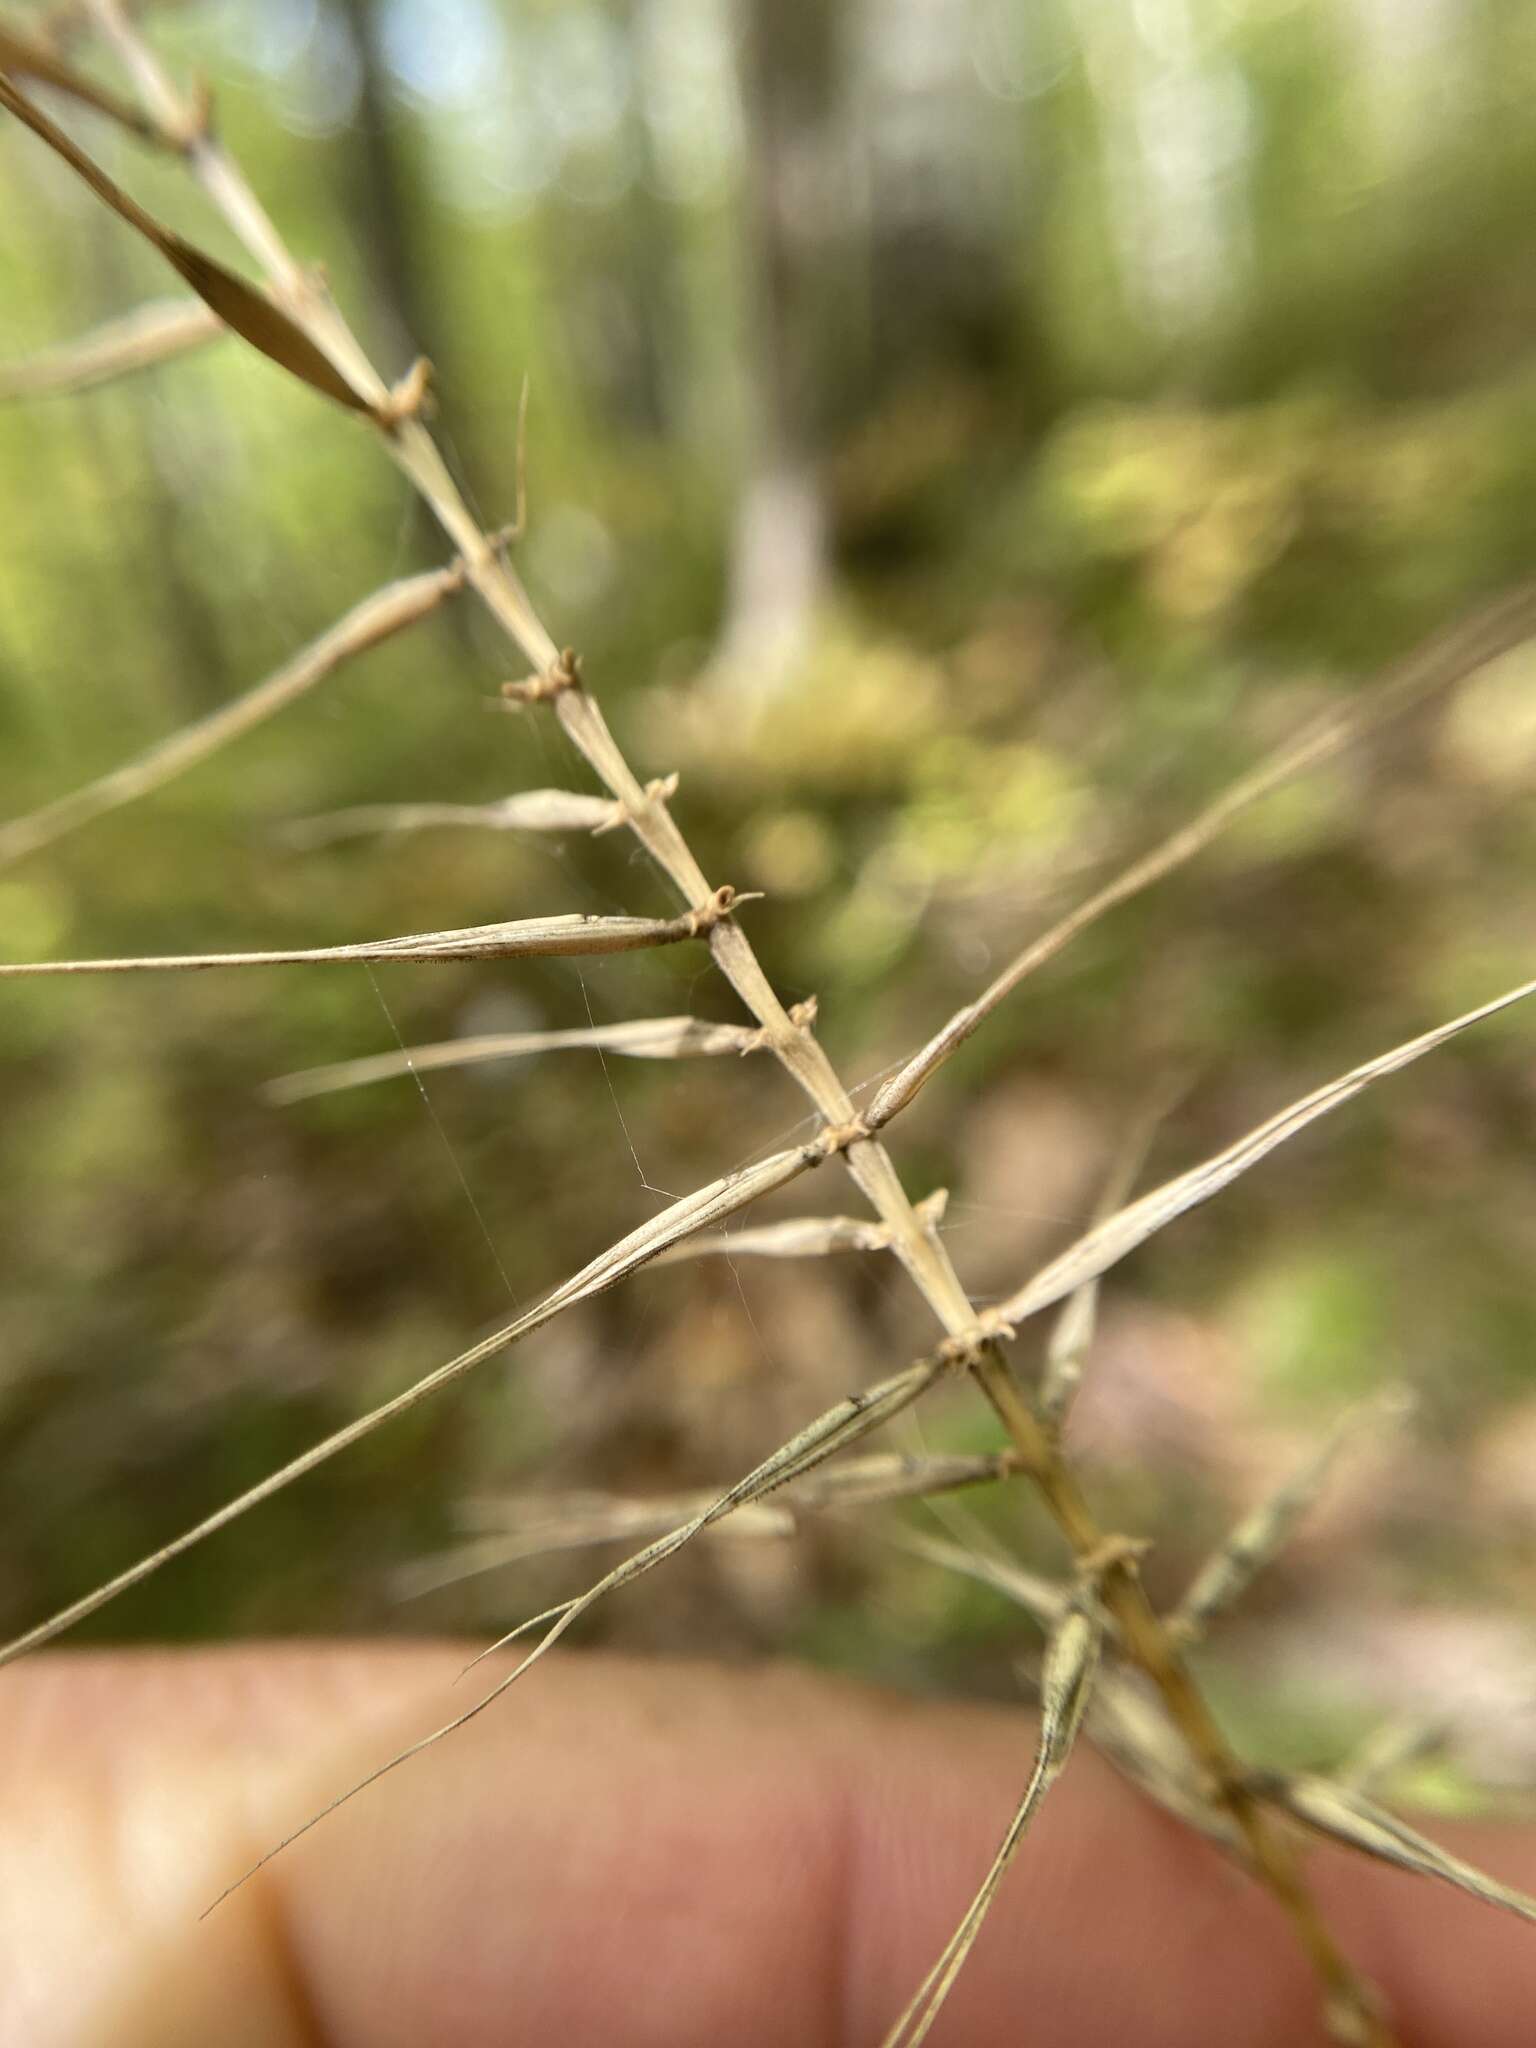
left=712, top=0, right=846, bottom=695
left=332, top=0, right=494, bottom=531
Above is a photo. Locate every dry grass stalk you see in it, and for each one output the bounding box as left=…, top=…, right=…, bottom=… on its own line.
left=1171, top=1389, right=1413, bottom=1643
left=881, top=1601, right=1102, bottom=2047
left=407, top=1447, right=1025, bottom=1598
left=204, top=1352, right=954, bottom=1914
left=279, top=782, right=670, bottom=849
left=0, top=18, right=165, bottom=140
left=785, top=1444, right=1018, bottom=1511
left=0, top=69, right=377, bottom=414
left=1336, top=1716, right=1448, bottom=1799
left=883, top=1524, right=1072, bottom=1630
left=1084, top=1666, right=1242, bottom=1853
left=995, top=979, right=1536, bottom=1333
left=0, top=560, right=471, bottom=868
left=898, top=1470, right=1536, bottom=2010
left=0, top=899, right=752, bottom=975
left=395, top=1498, right=800, bottom=1601
left=281, top=798, right=584, bottom=845
left=901, top=1529, right=1240, bottom=1856
left=1038, top=1090, right=1174, bottom=1424
left=267, top=1015, right=765, bottom=1106
left=1258, top=1770, right=1536, bottom=1925
left=463, top=1358, right=954, bottom=1677
left=0, top=1132, right=834, bottom=1665
left=49, top=9, right=992, bottom=1487
left=653, top=1187, right=948, bottom=1265
left=2, top=7, right=1532, bottom=2035
left=868, top=579, right=1536, bottom=1130
left=0, top=294, right=221, bottom=400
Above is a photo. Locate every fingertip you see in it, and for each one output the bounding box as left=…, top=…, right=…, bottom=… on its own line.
left=8, top=1646, right=1536, bottom=2048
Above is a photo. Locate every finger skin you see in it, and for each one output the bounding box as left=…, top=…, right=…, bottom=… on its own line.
left=1, top=1645, right=1533, bottom=2047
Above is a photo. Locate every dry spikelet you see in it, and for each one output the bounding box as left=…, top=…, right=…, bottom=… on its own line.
left=203, top=1354, right=949, bottom=1912
left=1085, top=1668, right=1241, bottom=1854
left=0, top=561, right=468, bottom=868
left=462, top=1355, right=949, bottom=1676
left=997, top=976, right=1536, bottom=1333
left=653, top=1189, right=948, bottom=1267
left=868, top=581, right=1536, bottom=1127
left=267, top=1016, right=763, bottom=1106
left=1260, top=1771, right=1536, bottom=1926
left=881, top=1602, right=1102, bottom=2047
left=883, top=1525, right=1072, bottom=1630
left=785, top=1444, right=1015, bottom=1512
left=1038, top=1091, right=1173, bottom=1424
left=1171, top=1388, right=1413, bottom=1642
left=0, top=1136, right=824, bottom=1664
left=0, top=294, right=222, bottom=401
left=0, top=23, right=164, bottom=140
left=279, top=788, right=629, bottom=849
left=395, top=1494, right=798, bottom=1601
left=0, top=69, right=373, bottom=414
left=904, top=1530, right=1248, bottom=1857
left=413, top=1447, right=1025, bottom=1598
left=897, top=1529, right=1248, bottom=1854
left=0, top=906, right=742, bottom=977
left=1336, top=1716, right=1448, bottom=1799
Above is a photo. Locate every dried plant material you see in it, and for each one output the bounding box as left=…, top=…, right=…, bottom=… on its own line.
left=1086, top=1668, right=1242, bottom=1855
left=1336, top=1717, right=1448, bottom=1799
left=0, top=23, right=163, bottom=139
left=1260, top=1771, right=1536, bottom=1927
left=0, top=71, right=372, bottom=414
left=0, top=563, right=466, bottom=868
left=901, top=1529, right=1239, bottom=1848
left=409, top=1447, right=1023, bottom=1597
left=882, top=1605, right=1101, bottom=2047
left=396, top=1492, right=795, bottom=1601
left=267, top=1015, right=762, bottom=1105
left=281, top=788, right=626, bottom=850
left=885, top=1525, right=1071, bottom=1629
left=465, top=787, right=631, bottom=833
left=377, top=353, right=433, bottom=427
left=296, top=780, right=694, bottom=850
left=0, top=1138, right=821, bottom=1666
left=528, top=675, right=963, bottom=1317
left=869, top=583, right=1536, bottom=1131
left=0, top=906, right=739, bottom=977
left=465, top=1357, right=948, bottom=1674
left=36, top=13, right=1440, bottom=2030
left=997, top=977, right=1536, bottom=1335
left=654, top=1186, right=949, bottom=1266
left=786, top=1445, right=1016, bottom=1513
left=240, top=76, right=1324, bottom=1972
left=0, top=295, right=222, bottom=401
left=658, top=1212, right=894, bottom=1264
left=1171, top=1389, right=1413, bottom=1642
left=1037, top=1253, right=1106, bottom=1428
left=906, top=1537, right=1241, bottom=1854
left=207, top=1355, right=948, bottom=1910
left=280, top=800, right=560, bottom=847
left=1039, top=1093, right=1175, bottom=1424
